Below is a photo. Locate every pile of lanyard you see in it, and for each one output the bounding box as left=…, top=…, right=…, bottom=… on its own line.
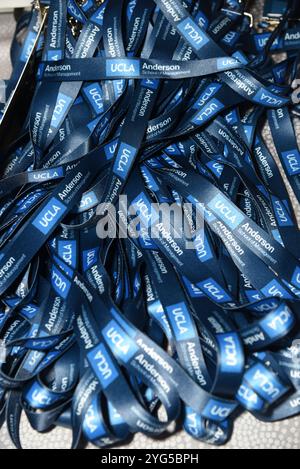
left=1, top=0, right=300, bottom=449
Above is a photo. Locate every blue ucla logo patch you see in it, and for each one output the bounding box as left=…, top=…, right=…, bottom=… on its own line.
left=260, top=305, right=295, bottom=339
left=51, top=266, right=71, bottom=299
left=166, top=302, right=195, bottom=341
left=217, top=334, right=243, bottom=373
left=58, top=240, right=77, bottom=268
left=83, top=84, right=104, bottom=114
left=253, top=88, right=285, bottom=107
left=217, top=57, right=240, bottom=71
left=106, top=59, right=140, bottom=78
left=113, top=143, right=137, bottom=180
left=83, top=248, right=99, bottom=271
left=32, top=197, right=67, bottom=235
left=131, top=192, right=159, bottom=228
left=88, top=343, right=119, bottom=389
left=30, top=168, right=64, bottom=183
left=281, top=149, right=300, bottom=176
left=271, top=197, right=293, bottom=227
left=197, top=278, right=232, bottom=303
left=51, top=93, right=73, bottom=129
left=16, top=191, right=45, bottom=214
left=177, top=18, right=209, bottom=51
left=202, top=399, right=237, bottom=422
left=83, top=398, right=106, bottom=441
left=208, top=193, right=244, bottom=230
left=237, top=383, right=264, bottom=411
left=102, top=320, right=138, bottom=363
left=192, top=99, right=223, bottom=125
left=193, top=83, right=222, bottom=109
left=244, top=364, right=287, bottom=404
left=194, top=230, right=214, bottom=263
left=261, top=279, right=292, bottom=300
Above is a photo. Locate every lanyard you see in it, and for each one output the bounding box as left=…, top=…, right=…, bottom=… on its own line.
left=0, top=0, right=300, bottom=449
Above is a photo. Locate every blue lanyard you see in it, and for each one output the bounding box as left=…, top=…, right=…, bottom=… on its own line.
left=0, top=0, right=300, bottom=450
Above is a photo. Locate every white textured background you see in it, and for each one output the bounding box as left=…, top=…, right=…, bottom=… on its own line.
left=0, top=2, right=299, bottom=449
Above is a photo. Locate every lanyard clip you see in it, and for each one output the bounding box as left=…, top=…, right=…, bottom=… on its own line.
left=244, top=11, right=253, bottom=27
left=35, top=0, right=48, bottom=17
left=235, top=0, right=253, bottom=28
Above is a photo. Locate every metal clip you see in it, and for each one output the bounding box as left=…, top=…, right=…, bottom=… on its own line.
left=35, top=0, right=48, bottom=17
left=244, top=12, right=253, bottom=28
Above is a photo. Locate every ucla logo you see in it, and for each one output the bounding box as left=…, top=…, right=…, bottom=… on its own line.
left=217, top=58, right=240, bottom=71
left=26, top=382, right=58, bottom=408
left=16, top=191, right=44, bottom=214
left=238, top=385, right=262, bottom=411
left=51, top=93, right=73, bottom=129
left=281, top=149, right=300, bottom=176
left=195, top=231, right=213, bottom=263
left=51, top=267, right=71, bottom=299
left=272, top=197, right=293, bottom=227
left=194, top=84, right=221, bottom=109
left=208, top=193, right=244, bottom=229
left=33, top=197, right=67, bottom=235
left=83, top=248, right=99, bottom=271
left=21, top=31, right=36, bottom=63
left=178, top=18, right=209, bottom=51
left=185, top=412, right=198, bottom=437
left=290, top=397, right=300, bottom=408
left=254, top=33, right=280, bottom=51
left=218, top=335, right=240, bottom=371
left=106, top=59, right=140, bottom=77
left=166, top=303, right=194, bottom=341
left=261, top=306, right=294, bottom=339
left=103, top=321, right=138, bottom=362
left=79, top=191, right=97, bottom=210
left=31, top=169, right=63, bottom=181
left=113, top=79, right=125, bottom=99
left=58, top=240, right=76, bottom=268
left=207, top=161, right=223, bottom=178
left=30, top=388, right=52, bottom=407
left=22, top=304, right=38, bottom=319
left=83, top=84, right=104, bottom=114
left=254, top=89, right=283, bottom=107
left=261, top=280, right=292, bottom=300
left=131, top=192, right=158, bottom=228
left=203, top=399, right=235, bottom=422
left=223, top=31, right=238, bottom=46
left=88, top=343, right=118, bottom=389
left=83, top=401, right=105, bottom=440
left=113, top=143, right=137, bottom=180
left=193, top=99, right=223, bottom=125
left=246, top=364, right=286, bottom=403
left=198, top=278, right=231, bottom=303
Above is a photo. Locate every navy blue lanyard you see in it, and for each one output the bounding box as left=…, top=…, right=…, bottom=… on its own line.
left=0, top=0, right=300, bottom=450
